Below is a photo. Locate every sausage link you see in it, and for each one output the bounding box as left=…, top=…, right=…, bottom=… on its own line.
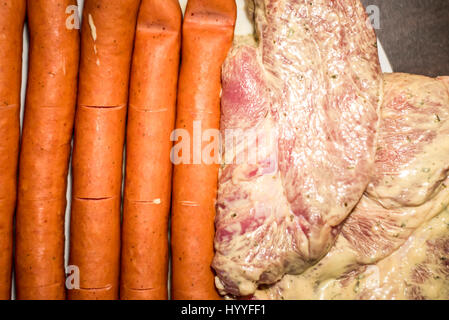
left=69, top=197, right=121, bottom=300
left=171, top=0, right=236, bottom=300
left=68, top=0, right=141, bottom=300
left=15, top=0, right=80, bottom=300
left=0, top=0, right=26, bottom=300
left=120, top=0, right=182, bottom=301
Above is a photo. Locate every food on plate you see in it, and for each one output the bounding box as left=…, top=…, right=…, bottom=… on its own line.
left=213, top=0, right=381, bottom=296
left=255, top=73, right=449, bottom=300
left=171, top=0, right=237, bottom=300
left=120, top=0, right=182, bottom=300
left=68, top=0, right=140, bottom=300
left=15, top=0, right=80, bottom=300
left=0, top=0, right=26, bottom=300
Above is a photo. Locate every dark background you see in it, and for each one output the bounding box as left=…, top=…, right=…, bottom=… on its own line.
left=361, top=0, right=449, bottom=77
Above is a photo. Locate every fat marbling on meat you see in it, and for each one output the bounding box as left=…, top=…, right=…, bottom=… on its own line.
left=255, top=73, right=449, bottom=300
left=213, top=0, right=381, bottom=296
left=343, top=73, right=449, bottom=264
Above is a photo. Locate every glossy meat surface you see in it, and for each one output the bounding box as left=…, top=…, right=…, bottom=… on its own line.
left=213, top=0, right=381, bottom=296
left=254, top=73, right=449, bottom=300
left=343, top=73, right=449, bottom=264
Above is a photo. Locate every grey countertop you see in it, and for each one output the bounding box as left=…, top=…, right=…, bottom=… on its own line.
left=361, top=0, right=449, bottom=77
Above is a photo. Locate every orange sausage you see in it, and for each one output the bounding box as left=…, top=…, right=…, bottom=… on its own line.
left=0, top=0, right=26, bottom=300
left=120, top=0, right=182, bottom=300
left=14, top=0, right=80, bottom=300
left=171, top=0, right=236, bottom=300
left=72, top=106, right=127, bottom=199
left=77, top=0, right=141, bottom=107
left=69, top=197, right=122, bottom=300
left=68, top=0, right=140, bottom=300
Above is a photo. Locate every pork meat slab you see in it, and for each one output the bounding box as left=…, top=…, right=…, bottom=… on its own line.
left=256, top=208, right=449, bottom=300
left=213, top=0, right=381, bottom=296
left=255, top=73, right=449, bottom=300
left=343, top=73, right=449, bottom=264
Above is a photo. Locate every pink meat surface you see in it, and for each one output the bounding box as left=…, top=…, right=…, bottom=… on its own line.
left=253, top=73, right=449, bottom=300
left=366, top=73, right=449, bottom=208
left=343, top=73, right=449, bottom=264
left=213, top=0, right=381, bottom=296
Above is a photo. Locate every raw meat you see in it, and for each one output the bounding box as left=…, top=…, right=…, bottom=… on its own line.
left=343, top=73, right=449, bottom=264
left=366, top=74, right=449, bottom=209
left=254, top=73, right=449, bottom=300
left=213, top=0, right=381, bottom=296
left=256, top=209, right=449, bottom=300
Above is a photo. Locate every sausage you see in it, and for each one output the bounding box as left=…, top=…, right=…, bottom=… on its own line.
left=171, top=0, right=236, bottom=300
left=70, top=105, right=127, bottom=301
left=77, top=0, right=140, bottom=107
left=120, top=0, right=181, bottom=300
left=72, top=106, right=127, bottom=199
left=14, top=0, right=80, bottom=300
left=0, top=0, right=26, bottom=300
left=69, top=197, right=121, bottom=300
left=68, top=0, right=140, bottom=300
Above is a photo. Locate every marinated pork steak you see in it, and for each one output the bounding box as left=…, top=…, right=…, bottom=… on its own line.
left=256, top=208, right=449, bottom=300
left=255, top=73, right=449, bottom=300
left=343, top=73, right=449, bottom=264
left=366, top=74, right=449, bottom=209
left=213, top=0, right=381, bottom=296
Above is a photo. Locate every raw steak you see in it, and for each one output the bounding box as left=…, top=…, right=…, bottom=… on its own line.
left=343, top=73, right=449, bottom=264
left=255, top=73, right=449, bottom=300
left=256, top=209, right=449, bottom=300
left=213, top=0, right=381, bottom=296
left=366, top=74, right=449, bottom=209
